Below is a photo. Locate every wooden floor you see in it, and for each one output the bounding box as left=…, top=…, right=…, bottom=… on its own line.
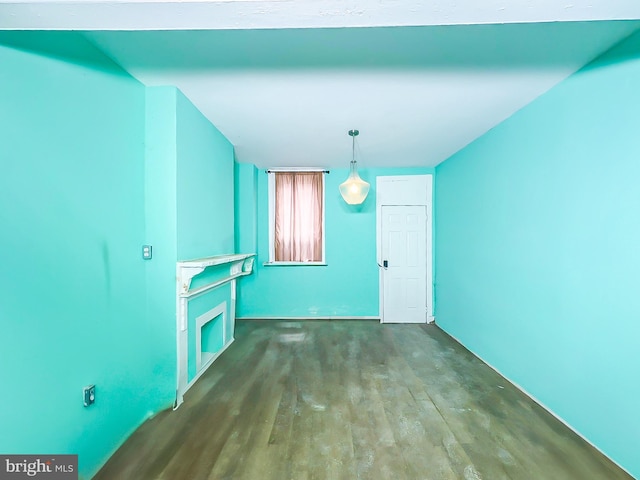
left=94, top=320, right=631, bottom=480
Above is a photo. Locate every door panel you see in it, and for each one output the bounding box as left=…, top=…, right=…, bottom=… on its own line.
left=381, top=205, right=427, bottom=323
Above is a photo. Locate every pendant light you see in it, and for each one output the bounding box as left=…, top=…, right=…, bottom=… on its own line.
left=339, top=129, right=370, bottom=205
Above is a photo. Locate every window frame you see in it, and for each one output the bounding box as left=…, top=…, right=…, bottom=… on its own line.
left=267, top=168, right=327, bottom=266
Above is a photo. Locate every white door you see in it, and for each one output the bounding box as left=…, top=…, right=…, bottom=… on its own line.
left=381, top=205, right=427, bottom=323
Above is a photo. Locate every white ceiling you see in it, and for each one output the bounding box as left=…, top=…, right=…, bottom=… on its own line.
left=2, top=1, right=640, bottom=168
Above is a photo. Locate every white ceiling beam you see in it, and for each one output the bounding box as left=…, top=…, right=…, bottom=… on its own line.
left=1, top=0, right=640, bottom=31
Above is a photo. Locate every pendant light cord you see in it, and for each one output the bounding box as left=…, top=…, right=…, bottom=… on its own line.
left=352, top=133, right=355, bottom=165
left=351, top=131, right=357, bottom=174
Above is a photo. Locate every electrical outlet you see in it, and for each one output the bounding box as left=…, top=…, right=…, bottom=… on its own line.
left=142, top=245, right=152, bottom=260
left=83, top=385, right=95, bottom=407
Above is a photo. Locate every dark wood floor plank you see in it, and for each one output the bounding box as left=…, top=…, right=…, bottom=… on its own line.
left=94, top=321, right=633, bottom=480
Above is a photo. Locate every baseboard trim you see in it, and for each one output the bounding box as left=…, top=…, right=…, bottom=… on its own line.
left=236, top=316, right=380, bottom=321
left=438, top=324, right=633, bottom=478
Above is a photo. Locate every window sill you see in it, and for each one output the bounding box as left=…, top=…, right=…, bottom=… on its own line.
left=263, top=262, right=328, bottom=267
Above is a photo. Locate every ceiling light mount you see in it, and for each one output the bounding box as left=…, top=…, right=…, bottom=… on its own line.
left=339, top=129, right=370, bottom=205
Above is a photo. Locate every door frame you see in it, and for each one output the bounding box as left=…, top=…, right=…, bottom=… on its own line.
left=376, top=175, right=433, bottom=324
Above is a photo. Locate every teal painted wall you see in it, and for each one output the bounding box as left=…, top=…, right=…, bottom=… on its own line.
left=146, top=86, right=237, bottom=398
left=234, top=163, right=258, bottom=312
left=234, top=162, right=258, bottom=255
left=235, top=165, right=434, bottom=317
left=435, top=31, right=640, bottom=477
left=0, top=34, right=237, bottom=479
left=176, top=90, right=235, bottom=260
left=144, top=87, right=180, bottom=422
left=174, top=89, right=236, bottom=384
left=0, top=33, right=174, bottom=479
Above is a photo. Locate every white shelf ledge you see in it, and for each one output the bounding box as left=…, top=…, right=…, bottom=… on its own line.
left=177, top=253, right=255, bottom=296
left=177, top=253, right=255, bottom=269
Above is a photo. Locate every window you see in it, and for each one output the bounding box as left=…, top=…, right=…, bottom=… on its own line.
left=268, top=170, right=325, bottom=264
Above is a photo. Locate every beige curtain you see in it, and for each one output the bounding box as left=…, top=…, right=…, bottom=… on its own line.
left=275, top=172, right=323, bottom=262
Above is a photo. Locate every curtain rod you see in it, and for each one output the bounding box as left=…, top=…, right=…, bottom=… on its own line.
left=266, top=169, right=329, bottom=174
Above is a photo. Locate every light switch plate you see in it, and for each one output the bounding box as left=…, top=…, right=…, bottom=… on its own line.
left=83, top=385, right=95, bottom=407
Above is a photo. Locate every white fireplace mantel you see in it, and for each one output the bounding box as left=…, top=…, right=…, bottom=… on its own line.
left=177, top=253, right=255, bottom=297
left=175, top=252, right=255, bottom=408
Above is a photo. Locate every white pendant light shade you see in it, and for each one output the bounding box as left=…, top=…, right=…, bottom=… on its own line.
left=339, top=163, right=370, bottom=204
left=340, top=129, right=370, bottom=205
